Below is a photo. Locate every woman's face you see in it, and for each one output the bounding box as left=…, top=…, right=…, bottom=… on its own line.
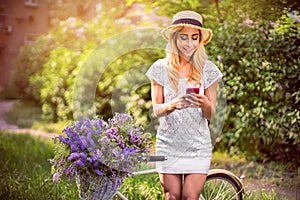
left=176, top=27, right=200, bottom=59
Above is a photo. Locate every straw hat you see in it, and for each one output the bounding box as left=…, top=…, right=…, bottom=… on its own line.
left=161, top=10, right=213, bottom=45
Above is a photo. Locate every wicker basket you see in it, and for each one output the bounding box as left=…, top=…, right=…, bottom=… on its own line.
left=76, top=170, right=124, bottom=200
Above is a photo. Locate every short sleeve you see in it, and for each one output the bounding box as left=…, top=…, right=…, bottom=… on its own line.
left=203, top=60, right=223, bottom=89
left=145, top=59, right=167, bottom=87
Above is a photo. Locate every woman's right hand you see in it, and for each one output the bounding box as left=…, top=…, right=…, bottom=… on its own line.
left=153, top=95, right=190, bottom=117
left=169, top=95, right=190, bottom=110
left=151, top=79, right=190, bottom=117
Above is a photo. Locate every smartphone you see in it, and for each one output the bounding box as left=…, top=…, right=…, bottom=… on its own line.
left=186, top=87, right=200, bottom=94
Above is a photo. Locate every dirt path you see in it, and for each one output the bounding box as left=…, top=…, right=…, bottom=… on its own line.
left=0, top=100, right=57, bottom=139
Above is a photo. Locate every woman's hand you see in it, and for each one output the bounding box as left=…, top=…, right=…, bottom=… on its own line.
left=184, top=94, right=211, bottom=109
left=152, top=95, right=190, bottom=117
left=151, top=79, right=191, bottom=117
left=184, top=93, right=214, bottom=120
left=184, top=81, right=219, bottom=120
left=170, top=95, right=191, bottom=110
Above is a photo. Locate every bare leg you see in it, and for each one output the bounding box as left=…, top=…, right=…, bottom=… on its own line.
left=181, top=173, right=207, bottom=200
left=159, top=173, right=182, bottom=200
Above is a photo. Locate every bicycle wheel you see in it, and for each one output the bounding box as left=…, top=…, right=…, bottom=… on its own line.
left=200, top=172, right=243, bottom=200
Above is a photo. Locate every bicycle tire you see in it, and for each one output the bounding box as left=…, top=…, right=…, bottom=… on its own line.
left=200, top=172, right=243, bottom=200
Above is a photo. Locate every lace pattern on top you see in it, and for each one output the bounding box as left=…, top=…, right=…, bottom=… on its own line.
left=146, top=58, right=223, bottom=158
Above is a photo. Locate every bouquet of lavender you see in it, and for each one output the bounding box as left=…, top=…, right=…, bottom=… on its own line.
left=50, top=113, right=152, bottom=199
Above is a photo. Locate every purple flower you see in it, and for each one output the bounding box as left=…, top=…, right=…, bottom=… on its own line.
left=68, top=152, right=87, bottom=164
left=100, top=136, right=110, bottom=144
left=58, top=135, right=68, bottom=145
left=84, top=117, right=93, bottom=132
left=107, top=127, right=118, bottom=135
left=51, top=114, right=151, bottom=183
left=70, top=142, right=77, bottom=152
left=95, top=149, right=102, bottom=158
left=74, top=159, right=85, bottom=167
left=79, top=136, right=88, bottom=149
left=88, top=155, right=99, bottom=167
left=77, top=138, right=87, bottom=151
left=123, top=147, right=138, bottom=157
left=99, top=120, right=104, bottom=126
left=74, top=120, right=83, bottom=133
left=95, top=169, right=103, bottom=176
left=79, top=152, right=87, bottom=160
left=112, top=149, right=119, bottom=157
left=110, top=113, right=131, bottom=126
left=52, top=172, right=61, bottom=183
left=68, top=152, right=81, bottom=161
left=86, top=132, right=96, bottom=147
left=63, top=165, right=77, bottom=183
left=56, top=158, right=65, bottom=166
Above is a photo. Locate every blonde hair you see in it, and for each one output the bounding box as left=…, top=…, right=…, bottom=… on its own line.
left=166, top=26, right=208, bottom=92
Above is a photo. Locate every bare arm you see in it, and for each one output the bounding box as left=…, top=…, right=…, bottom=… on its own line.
left=202, top=81, right=218, bottom=120
left=151, top=81, right=189, bottom=118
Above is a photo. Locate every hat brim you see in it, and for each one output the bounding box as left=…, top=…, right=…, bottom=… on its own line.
left=161, top=24, right=213, bottom=45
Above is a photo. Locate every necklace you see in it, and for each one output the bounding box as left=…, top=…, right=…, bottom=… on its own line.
left=179, top=60, right=191, bottom=77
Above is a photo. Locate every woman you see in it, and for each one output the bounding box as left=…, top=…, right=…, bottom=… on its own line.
left=146, top=10, right=223, bottom=199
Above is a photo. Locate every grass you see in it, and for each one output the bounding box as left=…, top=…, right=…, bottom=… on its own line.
left=116, top=173, right=164, bottom=200
left=0, top=131, right=78, bottom=199
left=2, top=100, right=299, bottom=199
left=1, top=130, right=297, bottom=200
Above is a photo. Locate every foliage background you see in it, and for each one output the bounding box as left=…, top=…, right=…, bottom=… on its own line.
left=11, top=0, right=300, bottom=165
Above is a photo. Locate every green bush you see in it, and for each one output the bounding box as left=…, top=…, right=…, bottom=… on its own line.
left=13, top=8, right=165, bottom=123
left=29, top=47, right=91, bottom=122
left=206, top=3, right=300, bottom=164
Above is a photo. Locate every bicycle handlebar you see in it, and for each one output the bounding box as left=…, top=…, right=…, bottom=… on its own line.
left=148, top=155, right=166, bottom=162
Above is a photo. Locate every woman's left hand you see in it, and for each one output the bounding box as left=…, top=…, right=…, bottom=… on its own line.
left=185, top=93, right=211, bottom=109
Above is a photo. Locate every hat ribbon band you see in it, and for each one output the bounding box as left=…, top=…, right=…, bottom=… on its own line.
left=172, top=18, right=202, bottom=28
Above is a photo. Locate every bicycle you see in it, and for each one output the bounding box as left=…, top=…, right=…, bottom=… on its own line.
left=115, top=156, right=244, bottom=200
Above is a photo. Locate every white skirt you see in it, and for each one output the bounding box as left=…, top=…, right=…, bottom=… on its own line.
left=156, top=156, right=211, bottom=174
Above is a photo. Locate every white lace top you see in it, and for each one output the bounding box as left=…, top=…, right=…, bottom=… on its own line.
left=146, top=58, right=223, bottom=168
